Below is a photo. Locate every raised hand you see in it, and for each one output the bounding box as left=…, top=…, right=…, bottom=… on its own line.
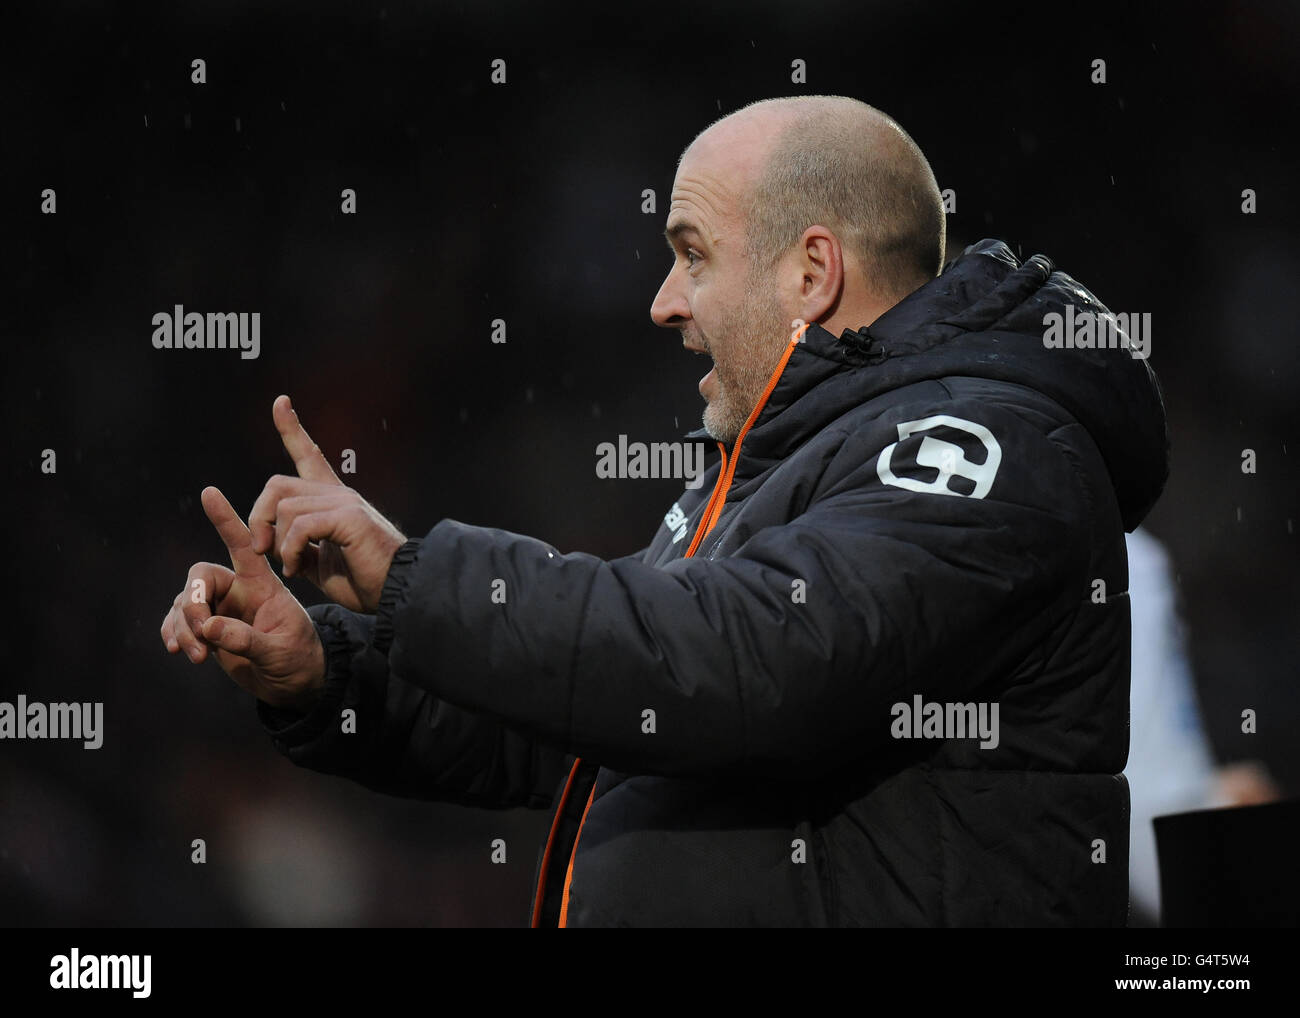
left=248, top=395, right=406, bottom=613
left=160, top=485, right=326, bottom=711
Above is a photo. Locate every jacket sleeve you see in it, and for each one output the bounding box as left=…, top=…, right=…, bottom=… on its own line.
left=256, top=599, right=569, bottom=809
left=379, top=398, right=1090, bottom=780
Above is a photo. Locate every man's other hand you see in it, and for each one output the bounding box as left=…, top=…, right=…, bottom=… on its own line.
left=160, top=485, right=326, bottom=712
left=248, top=395, right=406, bottom=613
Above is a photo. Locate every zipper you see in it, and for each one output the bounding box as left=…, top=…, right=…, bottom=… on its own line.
left=685, top=334, right=801, bottom=556
left=529, top=759, right=584, bottom=927
left=552, top=333, right=802, bottom=926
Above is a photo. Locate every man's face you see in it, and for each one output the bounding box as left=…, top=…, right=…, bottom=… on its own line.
left=651, top=126, right=792, bottom=445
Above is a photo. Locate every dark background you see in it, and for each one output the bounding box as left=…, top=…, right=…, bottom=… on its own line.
left=3, top=0, right=1296, bottom=925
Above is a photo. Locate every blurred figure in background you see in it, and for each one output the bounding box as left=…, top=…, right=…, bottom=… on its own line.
left=1124, top=526, right=1281, bottom=926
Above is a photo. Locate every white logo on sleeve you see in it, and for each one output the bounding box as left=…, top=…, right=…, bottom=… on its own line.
left=876, top=415, right=1002, bottom=498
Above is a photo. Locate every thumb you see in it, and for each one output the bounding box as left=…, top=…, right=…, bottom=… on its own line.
left=201, top=615, right=264, bottom=659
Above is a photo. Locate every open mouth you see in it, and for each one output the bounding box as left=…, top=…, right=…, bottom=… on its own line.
left=683, top=340, right=715, bottom=397
left=696, top=357, right=716, bottom=397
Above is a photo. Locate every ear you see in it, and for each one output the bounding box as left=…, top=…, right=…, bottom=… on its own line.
left=793, top=225, right=845, bottom=323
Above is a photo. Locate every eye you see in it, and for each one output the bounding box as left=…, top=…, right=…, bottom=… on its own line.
left=685, top=248, right=702, bottom=267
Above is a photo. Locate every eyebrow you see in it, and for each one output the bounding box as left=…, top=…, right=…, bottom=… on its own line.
left=664, top=219, right=704, bottom=249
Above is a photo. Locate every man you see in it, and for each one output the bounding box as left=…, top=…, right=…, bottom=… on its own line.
left=160, top=95, right=1169, bottom=926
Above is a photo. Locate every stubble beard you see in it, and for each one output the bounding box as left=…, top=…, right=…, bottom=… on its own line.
left=701, top=273, right=790, bottom=446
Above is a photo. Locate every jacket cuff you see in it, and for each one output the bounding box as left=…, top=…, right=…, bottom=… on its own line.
left=256, top=617, right=352, bottom=748
left=373, top=537, right=422, bottom=657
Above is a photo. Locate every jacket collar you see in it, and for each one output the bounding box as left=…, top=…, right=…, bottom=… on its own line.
left=683, top=320, right=880, bottom=484
left=678, top=238, right=1169, bottom=529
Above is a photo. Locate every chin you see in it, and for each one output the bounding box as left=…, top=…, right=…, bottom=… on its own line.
left=702, top=406, right=740, bottom=446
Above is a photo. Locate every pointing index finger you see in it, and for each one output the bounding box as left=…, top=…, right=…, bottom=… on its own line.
left=274, top=395, right=341, bottom=484
left=201, top=486, right=269, bottom=575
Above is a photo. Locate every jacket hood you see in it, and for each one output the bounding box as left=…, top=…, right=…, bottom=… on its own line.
left=711, top=239, right=1169, bottom=532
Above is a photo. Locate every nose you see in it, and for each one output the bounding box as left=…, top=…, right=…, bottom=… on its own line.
left=650, top=261, right=689, bottom=329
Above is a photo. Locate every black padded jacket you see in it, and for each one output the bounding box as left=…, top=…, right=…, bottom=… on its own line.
left=258, top=239, right=1168, bottom=927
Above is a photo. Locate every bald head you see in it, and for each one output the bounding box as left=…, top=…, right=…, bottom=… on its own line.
left=652, top=97, right=945, bottom=443
left=685, top=96, right=946, bottom=306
